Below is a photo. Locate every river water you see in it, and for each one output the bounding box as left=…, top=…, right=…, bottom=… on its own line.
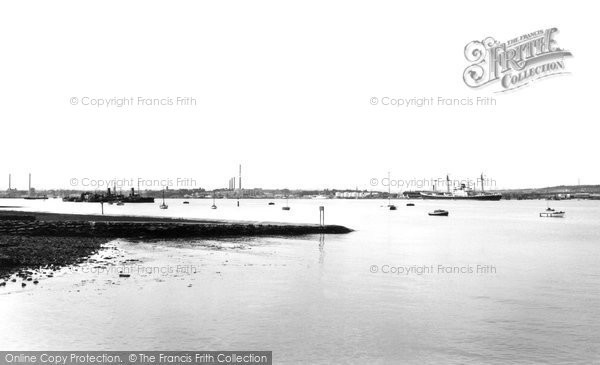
left=1, top=198, right=599, bottom=364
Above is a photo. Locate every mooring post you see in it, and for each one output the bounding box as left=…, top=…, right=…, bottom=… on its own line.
left=101, top=201, right=104, bottom=215
left=319, top=206, right=325, bottom=227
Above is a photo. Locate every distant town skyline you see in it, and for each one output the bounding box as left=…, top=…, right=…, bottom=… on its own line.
left=0, top=169, right=594, bottom=192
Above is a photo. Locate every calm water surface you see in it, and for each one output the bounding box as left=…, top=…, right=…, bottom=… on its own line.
left=1, top=199, right=599, bottom=364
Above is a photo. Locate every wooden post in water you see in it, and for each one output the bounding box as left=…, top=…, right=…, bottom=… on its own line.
left=101, top=201, right=104, bottom=215
left=319, top=206, right=325, bottom=227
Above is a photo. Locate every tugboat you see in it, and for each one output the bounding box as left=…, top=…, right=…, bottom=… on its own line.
left=428, top=209, right=449, bottom=216
left=406, top=203, right=415, bottom=207
left=268, top=202, right=275, bottom=206
left=183, top=201, right=190, bottom=204
left=159, top=189, right=168, bottom=209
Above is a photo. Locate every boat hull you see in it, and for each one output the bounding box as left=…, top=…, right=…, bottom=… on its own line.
left=420, top=193, right=502, bottom=201
left=122, top=197, right=155, bottom=203
left=540, top=212, right=565, bottom=218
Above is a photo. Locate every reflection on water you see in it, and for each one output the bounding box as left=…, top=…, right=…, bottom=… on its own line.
left=319, top=234, right=325, bottom=265
left=1, top=199, right=600, bottom=363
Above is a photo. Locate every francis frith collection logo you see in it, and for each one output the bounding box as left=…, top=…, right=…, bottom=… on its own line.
left=463, top=28, right=572, bottom=92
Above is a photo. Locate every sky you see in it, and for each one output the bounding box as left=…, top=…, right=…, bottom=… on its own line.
left=0, top=1, right=597, bottom=191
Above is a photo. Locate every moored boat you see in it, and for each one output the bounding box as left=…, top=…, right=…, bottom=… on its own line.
left=159, top=189, right=168, bottom=209
left=386, top=171, right=397, bottom=211
left=428, top=209, right=449, bottom=216
left=540, top=211, right=565, bottom=218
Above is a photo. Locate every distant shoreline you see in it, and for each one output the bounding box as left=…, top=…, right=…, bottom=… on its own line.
left=2, top=182, right=600, bottom=200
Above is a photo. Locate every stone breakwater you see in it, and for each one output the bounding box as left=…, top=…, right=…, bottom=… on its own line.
left=0, top=213, right=352, bottom=238
left=0, top=210, right=353, bottom=281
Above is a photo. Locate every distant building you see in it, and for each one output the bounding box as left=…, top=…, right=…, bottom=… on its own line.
left=335, top=191, right=371, bottom=199
left=573, top=193, right=590, bottom=199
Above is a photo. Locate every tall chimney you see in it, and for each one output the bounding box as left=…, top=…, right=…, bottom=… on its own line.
left=8, top=174, right=11, bottom=190
left=29, top=173, right=32, bottom=194
left=238, top=164, right=242, bottom=191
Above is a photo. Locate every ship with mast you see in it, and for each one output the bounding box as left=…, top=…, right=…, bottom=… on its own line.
left=419, top=173, right=502, bottom=201
left=63, top=187, right=154, bottom=203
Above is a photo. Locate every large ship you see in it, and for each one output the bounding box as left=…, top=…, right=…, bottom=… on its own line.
left=63, top=187, right=154, bottom=203
left=419, top=174, right=502, bottom=201
left=122, top=188, right=155, bottom=203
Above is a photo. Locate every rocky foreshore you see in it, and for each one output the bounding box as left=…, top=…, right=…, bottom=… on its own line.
left=0, top=235, right=109, bottom=281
